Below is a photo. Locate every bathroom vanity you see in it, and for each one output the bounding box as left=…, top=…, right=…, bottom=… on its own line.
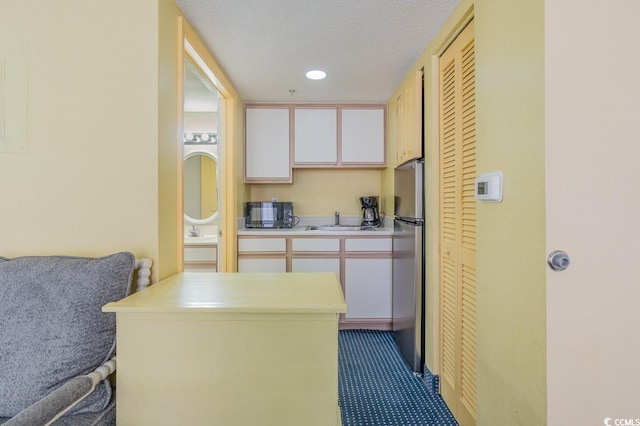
left=183, top=235, right=217, bottom=271
left=103, top=272, right=346, bottom=426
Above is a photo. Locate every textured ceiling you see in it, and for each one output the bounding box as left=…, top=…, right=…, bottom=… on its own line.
left=175, top=0, right=460, bottom=103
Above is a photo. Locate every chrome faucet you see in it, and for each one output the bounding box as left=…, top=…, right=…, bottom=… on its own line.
left=334, top=211, right=340, bottom=225
left=188, top=225, right=200, bottom=237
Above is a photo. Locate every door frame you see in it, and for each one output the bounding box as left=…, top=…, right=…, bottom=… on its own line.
left=178, top=18, right=240, bottom=272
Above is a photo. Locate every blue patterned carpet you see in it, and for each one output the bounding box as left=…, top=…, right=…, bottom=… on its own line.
left=338, top=330, right=458, bottom=426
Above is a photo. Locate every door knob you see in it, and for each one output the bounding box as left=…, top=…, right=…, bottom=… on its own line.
left=548, top=250, right=570, bottom=271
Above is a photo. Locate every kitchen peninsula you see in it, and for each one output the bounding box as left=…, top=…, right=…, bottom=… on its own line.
left=103, top=272, right=346, bottom=426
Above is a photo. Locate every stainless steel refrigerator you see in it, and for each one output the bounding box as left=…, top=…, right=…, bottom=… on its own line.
left=392, top=159, right=425, bottom=374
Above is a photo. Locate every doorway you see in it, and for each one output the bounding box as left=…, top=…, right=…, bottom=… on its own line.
left=179, top=17, right=241, bottom=273
left=182, top=55, right=222, bottom=272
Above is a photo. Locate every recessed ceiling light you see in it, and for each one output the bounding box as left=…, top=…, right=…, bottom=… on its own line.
left=306, top=70, right=327, bottom=80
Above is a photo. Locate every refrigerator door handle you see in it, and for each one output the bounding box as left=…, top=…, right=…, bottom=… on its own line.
left=395, top=217, right=424, bottom=226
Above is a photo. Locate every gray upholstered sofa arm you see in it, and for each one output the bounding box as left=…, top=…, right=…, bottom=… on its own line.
left=4, top=358, right=117, bottom=426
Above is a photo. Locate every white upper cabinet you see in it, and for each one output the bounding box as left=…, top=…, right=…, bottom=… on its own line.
left=245, top=104, right=385, bottom=179
left=245, top=107, right=292, bottom=183
left=341, top=107, right=386, bottom=166
left=294, top=108, right=338, bottom=165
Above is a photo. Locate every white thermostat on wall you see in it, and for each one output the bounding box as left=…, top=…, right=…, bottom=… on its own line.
left=474, top=172, right=503, bottom=202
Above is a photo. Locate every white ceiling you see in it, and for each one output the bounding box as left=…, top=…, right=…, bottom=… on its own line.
left=175, top=0, right=460, bottom=104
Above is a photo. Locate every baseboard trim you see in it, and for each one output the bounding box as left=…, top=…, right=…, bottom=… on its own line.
left=339, top=319, right=392, bottom=331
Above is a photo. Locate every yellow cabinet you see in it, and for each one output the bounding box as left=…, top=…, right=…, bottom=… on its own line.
left=395, top=70, right=423, bottom=165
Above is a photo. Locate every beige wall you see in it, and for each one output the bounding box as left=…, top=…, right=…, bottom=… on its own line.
left=474, top=0, right=546, bottom=423
left=0, top=1, right=160, bottom=271
left=184, top=112, right=218, bottom=133
left=250, top=169, right=384, bottom=217
left=0, top=0, right=245, bottom=278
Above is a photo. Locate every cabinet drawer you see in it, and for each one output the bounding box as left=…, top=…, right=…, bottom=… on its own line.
left=291, top=258, right=340, bottom=274
left=238, top=258, right=287, bottom=273
left=238, top=238, right=287, bottom=253
left=292, top=238, right=340, bottom=252
left=345, top=238, right=392, bottom=252
left=184, top=246, right=217, bottom=262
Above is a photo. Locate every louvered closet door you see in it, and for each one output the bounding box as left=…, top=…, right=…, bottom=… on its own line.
left=439, top=19, right=476, bottom=426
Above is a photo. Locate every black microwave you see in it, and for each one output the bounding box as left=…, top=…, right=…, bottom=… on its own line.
left=245, top=202, right=298, bottom=229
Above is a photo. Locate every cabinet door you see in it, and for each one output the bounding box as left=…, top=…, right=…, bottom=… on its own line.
left=340, top=108, right=385, bottom=165
left=245, top=107, right=291, bottom=183
left=184, top=246, right=217, bottom=262
left=344, top=258, right=392, bottom=319
left=184, top=246, right=218, bottom=272
left=397, top=70, right=423, bottom=165
left=294, top=108, right=337, bottom=165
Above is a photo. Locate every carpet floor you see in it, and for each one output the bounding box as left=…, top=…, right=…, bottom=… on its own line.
left=338, top=330, right=458, bottom=426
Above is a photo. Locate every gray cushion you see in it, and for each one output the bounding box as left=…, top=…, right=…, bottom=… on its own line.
left=0, top=253, right=135, bottom=417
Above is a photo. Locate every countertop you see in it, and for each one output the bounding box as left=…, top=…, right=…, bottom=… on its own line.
left=103, top=271, right=346, bottom=314
left=237, top=216, right=393, bottom=236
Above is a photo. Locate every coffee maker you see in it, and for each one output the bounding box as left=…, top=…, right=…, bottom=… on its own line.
left=360, top=196, right=382, bottom=227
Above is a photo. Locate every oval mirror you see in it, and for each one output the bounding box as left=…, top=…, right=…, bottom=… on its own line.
left=184, top=151, right=218, bottom=224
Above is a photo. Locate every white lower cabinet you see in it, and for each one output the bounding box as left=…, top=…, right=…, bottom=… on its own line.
left=237, top=237, right=287, bottom=272
left=237, top=234, right=392, bottom=329
left=184, top=245, right=217, bottom=272
left=290, top=238, right=340, bottom=276
left=344, top=258, right=392, bottom=320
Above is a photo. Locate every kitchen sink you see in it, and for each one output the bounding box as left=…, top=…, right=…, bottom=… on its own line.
left=306, top=224, right=373, bottom=231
